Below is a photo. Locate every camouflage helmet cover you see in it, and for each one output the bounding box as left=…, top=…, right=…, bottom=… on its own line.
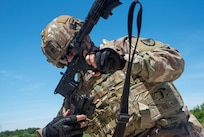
left=41, top=15, right=83, bottom=68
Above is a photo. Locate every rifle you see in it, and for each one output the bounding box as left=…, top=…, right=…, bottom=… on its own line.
left=54, top=0, right=122, bottom=115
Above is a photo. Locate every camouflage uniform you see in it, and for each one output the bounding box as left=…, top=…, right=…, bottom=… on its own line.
left=58, top=36, right=204, bottom=137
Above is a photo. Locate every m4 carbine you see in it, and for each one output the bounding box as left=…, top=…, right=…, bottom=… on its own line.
left=54, top=0, right=122, bottom=116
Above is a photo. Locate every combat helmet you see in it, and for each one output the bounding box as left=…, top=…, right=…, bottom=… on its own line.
left=41, top=15, right=83, bottom=68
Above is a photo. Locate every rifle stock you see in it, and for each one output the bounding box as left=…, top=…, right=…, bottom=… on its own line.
left=54, top=0, right=122, bottom=99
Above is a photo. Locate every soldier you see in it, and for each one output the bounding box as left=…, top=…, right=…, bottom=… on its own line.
left=36, top=15, right=204, bottom=137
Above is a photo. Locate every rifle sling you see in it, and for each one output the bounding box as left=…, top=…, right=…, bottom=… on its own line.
left=113, top=1, right=142, bottom=137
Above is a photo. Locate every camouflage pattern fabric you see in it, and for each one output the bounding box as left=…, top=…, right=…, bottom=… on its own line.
left=58, top=36, right=204, bottom=137
left=41, top=15, right=83, bottom=68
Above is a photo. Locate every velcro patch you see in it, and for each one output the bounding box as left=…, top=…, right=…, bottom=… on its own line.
left=140, top=38, right=155, bottom=46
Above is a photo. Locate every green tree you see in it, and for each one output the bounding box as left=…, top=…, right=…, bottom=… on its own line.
left=190, top=102, right=204, bottom=127
left=0, top=128, right=38, bottom=137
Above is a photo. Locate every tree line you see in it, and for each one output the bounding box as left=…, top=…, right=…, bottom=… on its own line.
left=0, top=128, right=38, bottom=137
left=0, top=103, right=204, bottom=137
left=190, top=102, right=204, bottom=126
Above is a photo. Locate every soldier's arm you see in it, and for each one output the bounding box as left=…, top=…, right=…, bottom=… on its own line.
left=99, top=36, right=184, bottom=82
left=130, top=45, right=184, bottom=82
left=36, top=129, right=43, bottom=137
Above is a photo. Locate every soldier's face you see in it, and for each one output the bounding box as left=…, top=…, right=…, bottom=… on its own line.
left=66, top=35, right=98, bottom=63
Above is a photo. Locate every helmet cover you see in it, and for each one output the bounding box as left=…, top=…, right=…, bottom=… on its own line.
left=41, top=15, right=83, bottom=68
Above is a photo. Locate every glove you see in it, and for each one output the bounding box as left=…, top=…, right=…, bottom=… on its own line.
left=43, top=115, right=87, bottom=137
left=95, top=48, right=126, bottom=73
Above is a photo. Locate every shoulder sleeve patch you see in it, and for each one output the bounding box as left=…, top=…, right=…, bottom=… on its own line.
left=141, top=38, right=155, bottom=46
left=134, top=37, right=165, bottom=52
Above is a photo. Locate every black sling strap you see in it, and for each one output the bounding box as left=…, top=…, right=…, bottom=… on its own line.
left=113, top=1, right=142, bottom=137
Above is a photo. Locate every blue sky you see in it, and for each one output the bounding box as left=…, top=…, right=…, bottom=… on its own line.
left=0, top=0, right=204, bottom=132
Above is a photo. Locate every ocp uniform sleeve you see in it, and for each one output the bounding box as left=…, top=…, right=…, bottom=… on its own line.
left=99, top=36, right=185, bottom=82
left=130, top=44, right=185, bottom=82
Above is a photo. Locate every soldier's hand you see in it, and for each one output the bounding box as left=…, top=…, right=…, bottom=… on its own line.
left=86, top=48, right=126, bottom=74
left=43, top=114, right=88, bottom=137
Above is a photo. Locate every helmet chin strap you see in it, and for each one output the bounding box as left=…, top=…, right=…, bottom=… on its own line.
left=113, top=0, right=143, bottom=137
